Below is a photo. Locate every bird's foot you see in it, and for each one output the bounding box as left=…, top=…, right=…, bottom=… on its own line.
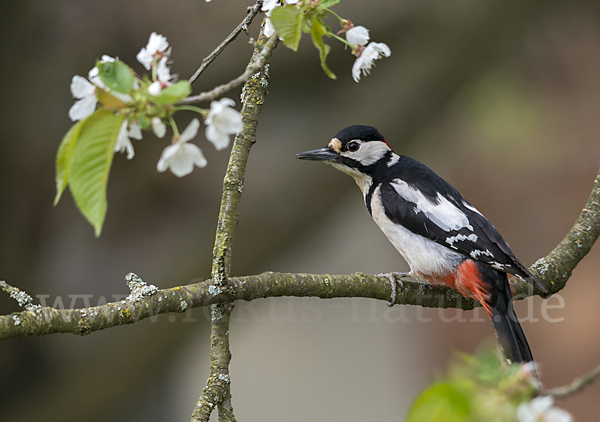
left=376, top=272, right=410, bottom=307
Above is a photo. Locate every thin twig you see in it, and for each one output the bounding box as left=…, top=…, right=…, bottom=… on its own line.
left=188, top=0, right=263, bottom=85
left=542, top=363, right=600, bottom=399
left=179, top=31, right=278, bottom=105
left=0, top=280, right=39, bottom=311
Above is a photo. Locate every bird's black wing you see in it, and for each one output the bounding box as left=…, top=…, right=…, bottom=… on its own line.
left=377, top=158, right=545, bottom=291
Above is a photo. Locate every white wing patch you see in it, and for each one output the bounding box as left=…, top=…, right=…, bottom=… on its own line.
left=470, top=249, right=493, bottom=259
left=445, top=233, right=478, bottom=249
left=391, top=179, right=473, bottom=231
left=370, top=186, right=463, bottom=277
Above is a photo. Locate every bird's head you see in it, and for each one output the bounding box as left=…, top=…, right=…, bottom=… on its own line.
left=296, top=125, right=394, bottom=181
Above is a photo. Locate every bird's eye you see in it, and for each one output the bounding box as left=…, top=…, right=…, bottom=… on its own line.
left=347, top=141, right=360, bottom=152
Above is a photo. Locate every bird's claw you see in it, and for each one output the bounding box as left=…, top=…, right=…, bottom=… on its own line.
left=377, top=272, right=409, bottom=307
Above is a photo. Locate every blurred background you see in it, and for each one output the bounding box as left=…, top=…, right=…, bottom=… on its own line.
left=1, top=0, right=600, bottom=420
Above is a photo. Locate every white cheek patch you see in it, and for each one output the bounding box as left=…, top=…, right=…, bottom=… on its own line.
left=391, top=179, right=473, bottom=232
left=343, top=141, right=390, bottom=166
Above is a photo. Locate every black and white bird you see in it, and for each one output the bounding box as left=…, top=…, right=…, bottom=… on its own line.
left=296, top=124, right=547, bottom=366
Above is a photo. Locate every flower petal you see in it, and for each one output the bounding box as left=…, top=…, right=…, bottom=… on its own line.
left=262, top=0, right=278, bottom=12
left=136, top=48, right=154, bottom=70
left=179, top=118, right=201, bottom=143
left=346, top=26, right=370, bottom=46
left=128, top=120, right=143, bottom=140
left=157, top=144, right=178, bottom=172
left=206, top=98, right=236, bottom=123
left=545, top=408, right=573, bottom=422
left=205, top=124, right=231, bottom=151
left=147, top=33, right=169, bottom=55
left=264, top=19, right=276, bottom=37
left=351, top=42, right=391, bottom=82
left=115, top=121, right=135, bottom=160
left=152, top=117, right=167, bottom=138
left=168, top=144, right=206, bottom=177
left=148, top=81, right=162, bottom=96
left=219, top=108, right=243, bottom=133
left=182, top=143, right=208, bottom=168
left=530, top=396, right=554, bottom=414
left=70, top=75, right=95, bottom=98
left=156, top=57, right=171, bottom=83
left=68, top=95, right=98, bottom=121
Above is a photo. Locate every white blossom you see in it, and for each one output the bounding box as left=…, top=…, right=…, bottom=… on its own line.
left=157, top=119, right=207, bottom=177
left=137, top=32, right=170, bottom=70
left=68, top=76, right=97, bottom=121
left=152, top=117, right=167, bottom=138
left=264, top=19, right=276, bottom=38
left=346, top=26, right=370, bottom=46
left=516, top=396, right=573, bottom=422
left=261, top=0, right=278, bottom=12
left=204, top=98, right=243, bottom=150
left=148, top=57, right=173, bottom=96
left=156, top=57, right=172, bottom=83
left=351, top=42, right=391, bottom=82
left=114, top=120, right=142, bottom=160
left=262, top=0, right=299, bottom=37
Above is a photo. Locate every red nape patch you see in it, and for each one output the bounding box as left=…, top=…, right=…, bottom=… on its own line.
left=454, top=260, right=492, bottom=317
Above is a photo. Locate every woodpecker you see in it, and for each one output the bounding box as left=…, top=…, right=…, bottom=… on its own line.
left=296, top=124, right=547, bottom=366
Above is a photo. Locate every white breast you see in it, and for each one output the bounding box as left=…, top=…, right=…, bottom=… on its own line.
left=369, top=185, right=463, bottom=279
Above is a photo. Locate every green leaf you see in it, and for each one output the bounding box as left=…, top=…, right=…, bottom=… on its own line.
left=98, top=60, right=134, bottom=94
left=318, top=0, right=343, bottom=9
left=406, top=382, right=472, bottom=422
left=68, top=109, right=125, bottom=236
left=270, top=4, right=303, bottom=51
left=150, top=80, right=192, bottom=105
left=310, top=18, right=336, bottom=79
left=55, top=120, right=85, bottom=205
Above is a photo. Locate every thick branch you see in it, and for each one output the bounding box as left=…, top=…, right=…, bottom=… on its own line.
left=0, top=272, right=475, bottom=340
left=2, top=158, right=599, bottom=343
left=520, top=163, right=600, bottom=297
left=191, top=24, right=277, bottom=422
left=188, top=1, right=262, bottom=84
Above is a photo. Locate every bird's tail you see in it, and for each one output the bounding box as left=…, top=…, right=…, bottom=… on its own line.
left=482, top=265, right=534, bottom=364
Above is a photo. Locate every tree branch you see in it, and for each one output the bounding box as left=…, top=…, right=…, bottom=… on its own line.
left=188, top=0, right=263, bottom=85
left=179, top=31, right=277, bottom=106
left=520, top=162, right=600, bottom=297
left=0, top=272, right=470, bottom=340
left=1, top=133, right=599, bottom=344
left=191, top=23, right=277, bottom=422
left=542, top=363, right=600, bottom=399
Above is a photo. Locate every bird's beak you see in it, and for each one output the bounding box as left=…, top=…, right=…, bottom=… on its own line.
left=295, top=147, right=338, bottom=162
